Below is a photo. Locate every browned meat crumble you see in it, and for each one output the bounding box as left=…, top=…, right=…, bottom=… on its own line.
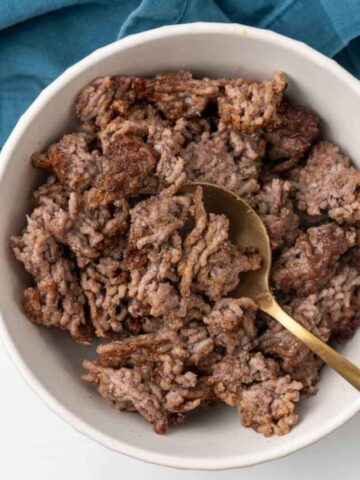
left=296, top=141, right=360, bottom=224
left=11, top=70, right=360, bottom=437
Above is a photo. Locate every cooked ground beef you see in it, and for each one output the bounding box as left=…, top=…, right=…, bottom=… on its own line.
left=218, top=71, right=287, bottom=132
left=97, top=132, right=158, bottom=196
left=296, top=141, right=360, bottom=224
left=210, top=351, right=279, bottom=406
left=150, top=71, right=219, bottom=120
left=33, top=176, right=129, bottom=268
left=11, top=212, right=92, bottom=343
left=272, top=223, right=356, bottom=295
left=32, top=131, right=158, bottom=197
left=31, top=133, right=102, bottom=191
left=184, top=128, right=264, bottom=203
left=264, top=102, right=320, bottom=172
left=80, top=251, right=128, bottom=337
left=203, top=298, right=258, bottom=354
left=256, top=178, right=300, bottom=249
left=12, top=70, right=360, bottom=437
left=237, top=375, right=302, bottom=436
left=194, top=242, right=261, bottom=300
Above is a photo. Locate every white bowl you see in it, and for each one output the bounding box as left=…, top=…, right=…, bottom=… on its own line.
left=0, top=23, right=359, bottom=470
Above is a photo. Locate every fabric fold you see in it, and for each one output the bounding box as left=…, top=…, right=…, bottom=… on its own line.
left=1, top=0, right=360, bottom=147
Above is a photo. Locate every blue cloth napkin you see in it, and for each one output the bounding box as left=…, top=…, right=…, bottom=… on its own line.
left=1, top=0, right=360, bottom=147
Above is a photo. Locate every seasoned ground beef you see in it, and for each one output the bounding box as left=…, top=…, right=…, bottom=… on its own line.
left=12, top=70, right=360, bottom=437
left=237, top=375, right=302, bottom=436
left=150, top=71, right=219, bottom=120
left=98, top=133, right=158, bottom=196
left=272, top=223, right=356, bottom=295
left=33, top=176, right=129, bottom=268
left=203, top=298, right=258, bottom=354
left=264, top=102, right=320, bottom=172
left=218, top=71, right=287, bottom=132
left=256, top=178, right=300, bottom=249
left=32, top=131, right=158, bottom=197
left=184, top=128, right=264, bottom=203
left=296, top=141, right=360, bottom=224
left=80, top=251, right=128, bottom=337
left=11, top=212, right=92, bottom=343
left=31, top=133, right=102, bottom=191
left=210, top=351, right=279, bottom=406
left=194, top=242, right=261, bottom=300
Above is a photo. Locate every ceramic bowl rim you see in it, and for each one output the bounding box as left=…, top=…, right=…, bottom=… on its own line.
left=0, top=22, right=359, bottom=470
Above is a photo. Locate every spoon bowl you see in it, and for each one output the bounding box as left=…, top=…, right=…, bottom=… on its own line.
left=184, top=182, right=360, bottom=391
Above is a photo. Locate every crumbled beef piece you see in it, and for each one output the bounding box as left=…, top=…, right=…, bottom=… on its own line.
left=151, top=127, right=187, bottom=195
left=290, top=296, right=331, bottom=342
left=263, top=257, right=359, bottom=391
left=32, top=131, right=158, bottom=197
left=142, top=282, right=180, bottom=319
left=34, top=180, right=129, bottom=267
left=82, top=362, right=185, bottom=434
left=78, top=71, right=219, bottom=126
left=272, top=223, right=356, bottom=295
left=32, top=175, right=71, bottom=209
left=256, top=179, right=300, bottom=249
left=316, top=262, right=360, bottom=341
left=175, top=188, right=260, bottom=299
left=179, top=212, right=228, bottom=296
left=111, top=75, right=153, bottom=117
left=80, top=254, right=128, bottom=337
left=99, top=104, right=166, bottom=152
left=32, top=133, right=103, bottom=191
left=76, top=77, right=116, bottom=128
left=95, top=326, right=213, bottom=371
left=11, top=210, right=62, bottom=280
left=229, top=128, right=266, bottom=166
left=99, top=132, right=159, bottom=196
left=150, top=71, right=219, bottom=120
left=259, top=320, right=310, bottom=371
left=264, top=103, right=320, bottom=171
left=83, top=324, right=214, bottom=433
left=94, top=331, right=173, bottom=368
left=128, top=194, right=190, bottom=249
left=296, top=142, right=360, bottom=224
left=164, top=376, right=213, bottom=413
left=218, top=72, right=287, bottom=133
left=211, top=352, right=279, bottom=406
left=184, top=130, right=238, bottom=188
left=178, top=322, right=215, bottom=366
left=126, top=235, right=182, bottom=319
left=174, top=117, right=212, bottom=145
left=11, top=214, right=91, bottom=343
left=184, top=129, right=262, bottom=201
left=284, top=354, right=323, bottom=395
left=194, top=242, right=261, bottom=300
left=22, top=274, right=90, bottom=344
left=203, top=298, right=258, bottom=354
left=237, top=375, right=302, bottom=436
left=128, top=279, right=205, bottom=322
left=178, top=293, right=212, bottom=320
left=76, top=75, right=154, bottom=127
left=228, top=128, right=266, bottom=203
left=258, top=294, right=330, bottom=381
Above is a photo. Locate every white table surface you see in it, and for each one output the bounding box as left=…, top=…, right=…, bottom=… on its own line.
left=1, top=341, right=359, bottom=480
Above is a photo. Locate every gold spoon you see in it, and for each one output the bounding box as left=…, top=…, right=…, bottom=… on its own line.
left=183, top=182, right=360, bottom=391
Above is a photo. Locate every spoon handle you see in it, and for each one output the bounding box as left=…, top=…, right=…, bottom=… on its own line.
left=259, top=294, right=360, bottom=391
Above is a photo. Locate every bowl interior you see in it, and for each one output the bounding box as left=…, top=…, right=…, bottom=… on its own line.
left=0, top=24, right=359, bottom=470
